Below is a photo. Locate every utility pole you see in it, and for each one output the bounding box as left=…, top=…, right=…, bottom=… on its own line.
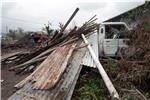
left=6, top=25, right=8, bottom=33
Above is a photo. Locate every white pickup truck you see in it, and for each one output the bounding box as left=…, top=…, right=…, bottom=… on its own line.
left=82, top=22, right=131, bottom=67
left=98, top=22, right=131, bottom=57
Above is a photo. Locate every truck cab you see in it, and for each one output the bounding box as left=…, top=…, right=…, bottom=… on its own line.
left=98, top=22, right=131, bottom=57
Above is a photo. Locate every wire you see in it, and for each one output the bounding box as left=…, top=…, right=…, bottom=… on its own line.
left=1, top=16, right=59, bottom=27
left=1, top=16, right=45, bottom=25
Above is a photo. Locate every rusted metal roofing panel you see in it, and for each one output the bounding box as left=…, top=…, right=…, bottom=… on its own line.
left=82, top=32, right=99, bottom=68
left=8, top=43, right=87, bottom=100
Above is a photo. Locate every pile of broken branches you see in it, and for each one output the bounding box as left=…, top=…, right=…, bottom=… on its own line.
left=108, top=18, right=150, bottom=99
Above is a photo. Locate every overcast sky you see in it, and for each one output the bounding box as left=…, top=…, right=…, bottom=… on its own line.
left=1, top=0, right=145, bottom=33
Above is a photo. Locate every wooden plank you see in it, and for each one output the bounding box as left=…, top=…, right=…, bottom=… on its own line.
left=2, top=51, right=22, bottom=60
left=9, top=37, right=79, bottom=71
left=15, top=43, right=76, bottom=89
left=8, top=42, right=87, bottom=100
left=33, top=43, right=77, bottom=89
left=66, top=65, right=83, bottom=100
left=51, top=47, right=86, bottom=100
left=9, top=47, right=55, bottom=70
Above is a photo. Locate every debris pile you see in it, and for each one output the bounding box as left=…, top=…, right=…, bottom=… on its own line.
left=109, top=18, right=150, bottom=99
left=13, top=34, right=35, bottom=48
left=2, top=9, right=97, bottom=74
left=4, top=8, right=101, bottom=100
left=3, top=6, right=150, bottom=100
left=1, top=34, right=35, bottom=54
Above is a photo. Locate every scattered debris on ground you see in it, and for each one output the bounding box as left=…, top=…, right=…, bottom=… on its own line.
left=2, top=8, right=101, bottom=100
left=72, top=17, right=150, bottom=100
left=116, top=18, right=150, bottom=99
left=1, top=3, right=150, bottom=100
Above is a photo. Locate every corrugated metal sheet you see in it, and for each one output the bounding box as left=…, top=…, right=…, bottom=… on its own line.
left=82, top=32, right=99, bottom=68
left=66, top=65, right=83, bottom=100
left=8, top=44, right=87, bottom=100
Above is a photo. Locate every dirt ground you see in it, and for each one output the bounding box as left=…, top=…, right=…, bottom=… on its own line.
left=1, top=51, right=29, bottom=100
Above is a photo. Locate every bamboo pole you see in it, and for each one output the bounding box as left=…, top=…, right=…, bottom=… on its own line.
left=81, top=34, right=119, bottom=99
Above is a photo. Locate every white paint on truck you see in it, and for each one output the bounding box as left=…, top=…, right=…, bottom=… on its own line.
left=99, top=22, right=130, bottom=57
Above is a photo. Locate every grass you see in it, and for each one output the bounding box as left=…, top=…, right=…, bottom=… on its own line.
left=72, top=67, right=109, bottom=100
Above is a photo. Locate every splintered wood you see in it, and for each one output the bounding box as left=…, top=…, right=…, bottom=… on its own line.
left=15, top=43, right=76, bottom=89
left=4, top=14, right=97, bottom=74
left=8, top=43, right=87, bottom=100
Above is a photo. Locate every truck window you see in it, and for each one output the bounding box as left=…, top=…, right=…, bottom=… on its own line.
left=118, top=31, right=128, bottom=39
left=105, top=25, right=128, bottom=39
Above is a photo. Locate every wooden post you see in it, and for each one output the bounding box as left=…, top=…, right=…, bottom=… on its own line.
left=52, top=8, right=79, bottom=41
left=60, top=8, right=79, bottom=34
left=81, top=34, right=119, bottom=99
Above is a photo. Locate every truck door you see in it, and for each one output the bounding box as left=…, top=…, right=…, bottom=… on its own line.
left=104, top=38, right=119, bottom=57
left=104, top=25, right=128, bottom=57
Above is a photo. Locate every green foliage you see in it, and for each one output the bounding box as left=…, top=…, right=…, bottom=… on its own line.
left=143, top=23, right=150, bottom=31
left=7, top=28, right=25, bottom=39
left=121, top=2, right=150, bottom=23
left=73, top=72, right=108, bottom=100
left=43, top=22, right=54, bottom=36
left=105, top=59, right=118, bottom=74
left=1, top=36, right=14, bottom=45
left=1, top=28, right=26, bottom=46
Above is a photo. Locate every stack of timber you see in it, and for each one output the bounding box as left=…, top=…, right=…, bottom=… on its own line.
left=8, top=43, right=87, bottom=100
left=2, top=8, right=97, bottom=74
left=15, top=43, right=77, bottom=89
left=7, top=8, right=98, bottom=100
